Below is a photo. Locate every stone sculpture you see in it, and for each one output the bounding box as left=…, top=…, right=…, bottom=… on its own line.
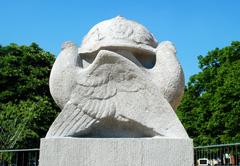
left=46, top=16, right=188, bottom=138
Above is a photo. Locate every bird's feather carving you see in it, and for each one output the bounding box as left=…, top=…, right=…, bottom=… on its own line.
left=47, top=49, right=188, bottom=138
left=47, top=50, right=150, bottom=137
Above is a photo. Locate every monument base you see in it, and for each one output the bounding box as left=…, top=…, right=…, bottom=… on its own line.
left=39, top=137, right=193, bottom=166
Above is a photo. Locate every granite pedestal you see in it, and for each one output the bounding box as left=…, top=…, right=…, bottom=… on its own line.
left=39, top=137, right=193, bottom=166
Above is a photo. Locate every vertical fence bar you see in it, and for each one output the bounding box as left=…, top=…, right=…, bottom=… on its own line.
left=35, top=150, right=38, bottom=166
left=236, top=145, right=238, bottom=166
left=0, top=153, right=1, bottom=166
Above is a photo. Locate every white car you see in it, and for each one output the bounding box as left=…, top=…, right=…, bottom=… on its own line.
left=197, top=158, right=211, bottom=166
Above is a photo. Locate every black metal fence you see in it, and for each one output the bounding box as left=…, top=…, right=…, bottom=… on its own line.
left=0, top=149, right=39, bottom=166
left=1, top=143, right=240, bottom=166
left=194, top=143, right=240, bottom=166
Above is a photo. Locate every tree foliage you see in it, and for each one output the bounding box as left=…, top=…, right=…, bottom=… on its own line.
left=177, top=41, right=240, bottom=146
left=0, top=43, right=59, bottom=149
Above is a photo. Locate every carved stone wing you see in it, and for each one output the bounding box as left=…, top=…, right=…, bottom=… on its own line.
left=46, top=50, right=146, bottom=137
left=46, top=50, right=188, bottom=138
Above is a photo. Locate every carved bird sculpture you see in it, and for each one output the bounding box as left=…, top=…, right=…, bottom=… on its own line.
left=46, top=16, right=189, bottom=138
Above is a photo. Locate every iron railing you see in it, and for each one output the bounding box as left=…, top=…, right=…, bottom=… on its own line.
left=0, top=149, right=39, bottom=166
left=194, top=143, right=240, bottom=166
left=1, top=143, right=240, bottom=166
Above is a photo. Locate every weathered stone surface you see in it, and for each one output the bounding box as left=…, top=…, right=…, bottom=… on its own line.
left=39, top=137, right=193, bottom=166
left=46, top=16, right=187, bottom=138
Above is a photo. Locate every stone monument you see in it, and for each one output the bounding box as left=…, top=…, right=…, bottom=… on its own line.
left=39, top=16, right=193, bottom=166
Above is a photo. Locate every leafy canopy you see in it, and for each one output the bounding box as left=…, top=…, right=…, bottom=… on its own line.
left=177, top=41, right=240, bottom=146
left=0, top=43, right=59, bottom=149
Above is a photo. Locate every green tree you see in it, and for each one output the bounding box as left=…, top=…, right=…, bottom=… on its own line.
left=177, top=41, right=240, bottom=146
left=0, top=43, right=59, bottom=149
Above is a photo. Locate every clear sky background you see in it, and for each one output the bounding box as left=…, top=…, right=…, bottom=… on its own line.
left=1, top=0, right=239, bottom=82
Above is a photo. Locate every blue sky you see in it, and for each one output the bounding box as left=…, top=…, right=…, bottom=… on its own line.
left=1, top=0, right=239, bottom=82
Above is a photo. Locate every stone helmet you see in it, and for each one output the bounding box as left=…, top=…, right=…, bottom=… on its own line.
left=78, top=16, right=158, bottom=56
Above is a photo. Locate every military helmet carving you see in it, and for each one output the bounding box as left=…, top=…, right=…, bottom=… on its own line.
left=79, top=16, right=158, bottom=56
